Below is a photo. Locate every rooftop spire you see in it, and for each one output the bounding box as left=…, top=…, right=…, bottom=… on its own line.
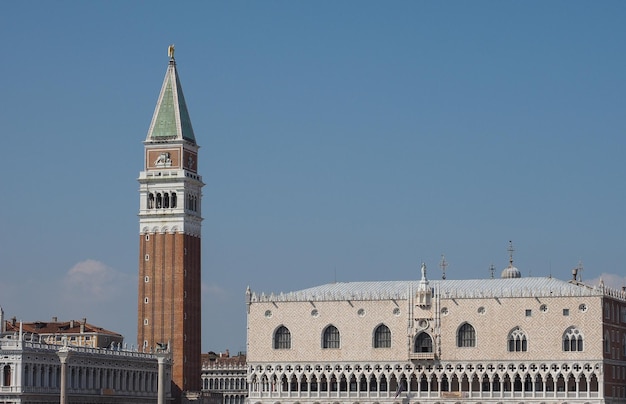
left=439, top=254, right=448, bottom=280
left=501, top=240, right=521, bottom=279
left=146, top=45, right=196, bottom=143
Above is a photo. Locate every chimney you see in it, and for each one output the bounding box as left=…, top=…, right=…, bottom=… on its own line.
left=0, top=307, right=4, bottom=333
left=11, top=316, right=16, bottom=327
left=52, top=316, right=57, bottom=322
left=70, top=320, right=74, bottom=328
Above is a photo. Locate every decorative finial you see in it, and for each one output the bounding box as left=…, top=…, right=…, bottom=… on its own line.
left=507, top=241, right=515, bottom=267
left=573, top=260, right=583, bottom=281
left=168, top=44, right=175, bottom=60
left=489, top=263, right=495, bottom=279
left=439, top=254, right=447, bottom=280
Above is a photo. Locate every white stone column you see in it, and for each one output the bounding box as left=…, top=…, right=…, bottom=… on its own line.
left=156, top=353, right=170, bottom=404
left=57, top=348, right=72, bottom=404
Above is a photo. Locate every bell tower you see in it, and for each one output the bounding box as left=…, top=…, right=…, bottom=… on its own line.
left=137, top=46, right=203, bottom=400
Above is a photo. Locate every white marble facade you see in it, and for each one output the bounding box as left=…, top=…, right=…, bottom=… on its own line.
left=246, top=266, right=626, bottom=404
left=0, top=335, right=168, bottom=403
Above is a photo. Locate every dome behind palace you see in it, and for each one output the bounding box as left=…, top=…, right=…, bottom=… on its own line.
left=501, top=265, right=521, bottom=278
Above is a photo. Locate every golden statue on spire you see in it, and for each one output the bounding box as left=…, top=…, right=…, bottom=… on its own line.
left=168, top=44, right=175, bottom=59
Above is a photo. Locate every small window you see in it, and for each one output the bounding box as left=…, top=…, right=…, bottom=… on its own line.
left=144, top=276, right=149, bottom=283
left=563, top=309, right=570, bottom=316
left=145, top=254, right=149, bottom=261
left=144, top=297, right=149, bottom=304
left=414, top=332, right=433, bottom=353
left=323, top=325, right=340, bottom=349
left=144, top=319, right=149, bottom=325
left=145, top=234, right=150, bottom=241
left=457, top=323, right=476, bottom=347
left=525, top=309, right=532, bottom=317
left=508, top=327, right=528, bottom=352
left=540, top=304, right=548, bottom=312
left=373, top=324, right=391, bottom=348
left=563, top=327, right=584, bottom=352
left=274, top=326, right=291, bottom=349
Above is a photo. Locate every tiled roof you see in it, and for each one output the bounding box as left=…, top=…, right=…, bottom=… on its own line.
left=251, top=276, right=600, bottom=302
left=303, top=277, right=584, bottom=295
left=4, top=320, right=122, bottom=337
left=202, top=351, right=247, bottom=367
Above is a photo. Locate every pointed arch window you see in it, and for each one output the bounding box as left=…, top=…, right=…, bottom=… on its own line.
left=273, top=326, right=291, bottom=350
left=457, top=323, right=476, bottom=347
left=322, top=325, right=340, bottom=349
left=563, top=326, right=584, bottom=352
left=373, top=324, right=391, bottom=348
left=508, top=326, right=527, bottom=352
left=414, top=332, right=433, bottom=353
left=3, top=365, right=11, bottom=387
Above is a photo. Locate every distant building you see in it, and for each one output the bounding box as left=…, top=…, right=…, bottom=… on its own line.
left=3, top=316, right=123, bottom=349
left=246, top=253, right=626, bottom=403
left=0, top=327, right=170, bottom=403
left=201, top=350, right=247, bottom=404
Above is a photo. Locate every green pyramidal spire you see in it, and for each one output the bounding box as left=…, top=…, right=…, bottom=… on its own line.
left=146, top=46, right=196, bottom=143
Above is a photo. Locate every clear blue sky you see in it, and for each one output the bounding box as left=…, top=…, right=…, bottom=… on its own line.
left=1, top=1, right=625, bottom=353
